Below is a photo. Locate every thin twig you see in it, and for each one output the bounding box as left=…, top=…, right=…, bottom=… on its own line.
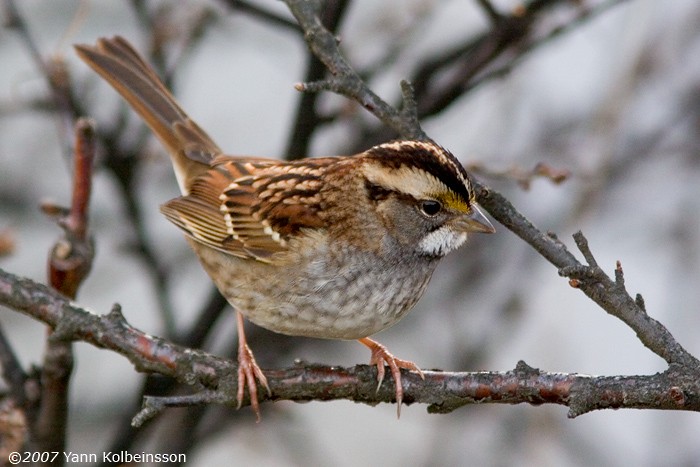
left=285, top=0, right=351, bottom=159
left=475, top=0, right=502, bottom=24
left=285, top=0, right=426, bottom=140
left=102, top=287, right=228, bottom=458
left=3, top=0, right=83, bottom=154
left=467, top=161, right=570, bottom=190
left=356, top=0, right=630, bottom=146
left=563, top=232, right=700, bottom=369
left=473, top=182, right=699, bottom=369
left=219, top=0, right=300, bottom=32
left=41, top=118, right=96, bottom=297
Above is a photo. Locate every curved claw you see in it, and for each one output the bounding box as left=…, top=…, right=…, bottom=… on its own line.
left=358, top=337, right=423, bottom=417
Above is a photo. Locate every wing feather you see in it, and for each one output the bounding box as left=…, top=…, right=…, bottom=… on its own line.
left=160, top=157, right=332, bottom=262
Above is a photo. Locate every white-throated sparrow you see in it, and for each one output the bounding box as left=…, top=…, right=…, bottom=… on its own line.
left=75, top=36, right=494, bottom=419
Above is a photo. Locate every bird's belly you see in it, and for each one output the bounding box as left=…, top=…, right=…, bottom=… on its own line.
left=195, top=244, right=434, bottom=340
left=241, top=269, right=431, bottom=339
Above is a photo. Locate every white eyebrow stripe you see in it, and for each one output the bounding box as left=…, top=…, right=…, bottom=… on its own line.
left=362, top=162, right=449, bottom=198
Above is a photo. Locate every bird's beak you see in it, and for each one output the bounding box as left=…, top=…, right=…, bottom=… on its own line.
left=457, top=204, right=495, bottom=234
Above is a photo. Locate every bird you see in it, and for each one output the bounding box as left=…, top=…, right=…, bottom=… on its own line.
left=75, top=36, right=495, bottom=420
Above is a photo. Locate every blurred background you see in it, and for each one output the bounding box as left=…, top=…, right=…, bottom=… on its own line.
left=1, top=0, right=699, bottom=465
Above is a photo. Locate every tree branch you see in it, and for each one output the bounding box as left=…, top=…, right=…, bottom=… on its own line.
left=285, top=0, right=427, bottom=141
left=33, top=118, right=97, bottom=465
left=563, top=233, right=699, bottom=369
left=218, top=0, right=300, bottom=33
left=2, top=0, right=79, bottom=148
left=1, top=269, right=699, bottom=421
left=3, top=0, right=179, bottom=334
left=357, top=0, right=630, bottom=145
left=284, top=0, right=351, bottom=160
left=472, top=178, right=699, bottom=370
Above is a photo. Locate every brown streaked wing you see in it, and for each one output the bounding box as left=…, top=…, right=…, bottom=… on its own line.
left=160, top=157, right=328, bottom=262
left=160, top=168, right=253, bottom=259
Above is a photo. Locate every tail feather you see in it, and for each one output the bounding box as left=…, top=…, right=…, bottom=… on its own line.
left=75, top=36, right=221, bottom=193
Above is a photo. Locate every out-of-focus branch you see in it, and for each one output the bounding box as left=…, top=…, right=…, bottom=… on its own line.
left=219, top=0, right=300, bottom=32
left=0, top=323, right=28, bottom=405
left=34, top=118, right=97, bottom=465
left=475, top=0, right=502, bottom=24
left=41, top=118, right=96, bottom=297
left=3, top=0, right=82, bottom=151
left=3, top=0, right=185, bottom=335
left=354, top=0, right=630, bottom=146
left=0, top=398, right=27, bottom=461
left=467, top=161, right=570, bottom=190
left=0, top=230, right=14, bottom=257
left=1, top=269, right=699, bottom=421
left=285, top=0, right=351, bottom=159
left=413, top=0, right=631, bottom=119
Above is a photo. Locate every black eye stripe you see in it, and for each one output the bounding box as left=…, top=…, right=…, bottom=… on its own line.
left=364, top=179, right=393, bottom=201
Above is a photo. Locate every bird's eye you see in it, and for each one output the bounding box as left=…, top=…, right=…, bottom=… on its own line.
left=419, top=199, right=442, bottom=217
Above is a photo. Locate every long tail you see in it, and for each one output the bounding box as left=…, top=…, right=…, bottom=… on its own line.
left=75, top=36, right=221, bottom=194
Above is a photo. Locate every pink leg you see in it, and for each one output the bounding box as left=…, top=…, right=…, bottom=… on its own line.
left=236, top=311, right=270, bottom=422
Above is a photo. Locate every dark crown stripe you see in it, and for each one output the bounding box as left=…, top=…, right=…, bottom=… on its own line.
left=366, top=140, right=472, bottom=203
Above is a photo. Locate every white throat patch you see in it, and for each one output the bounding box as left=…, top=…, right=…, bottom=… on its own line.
left=418, top=226, right=468, bottom=257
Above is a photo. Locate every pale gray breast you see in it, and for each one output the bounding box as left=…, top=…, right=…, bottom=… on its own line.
left=194, top=233, right=439, bottom=340
left=250, top=246, right=439, bottom=339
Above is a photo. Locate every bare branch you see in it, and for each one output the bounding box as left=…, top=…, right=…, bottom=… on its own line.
left=473, top=182, right=699, bottom=369
left=219, top=0, right=300, bottom=33
left=467, top=161, right=571, bottom=190
left=285, top=0, right=351, bottom=159
left=41, top=118, right=96, bottom=298
left=285, top=0, right=426, bottom=140
left=1, top=269, right=699, bottom=420
left=0, top=229, right=14, bottom=257
left=562, top=232, right=699, bottom=369
left=2, top=0, right=697, bottom=449
left=413, top=0, right=631, bottom=120
left=475, top=0, right=502, bottom=24
left=34, top=118, right=97, bottom=464
left=3, top=0, right=82, bottom=152
left=0, top=399, right=27, bottom=459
